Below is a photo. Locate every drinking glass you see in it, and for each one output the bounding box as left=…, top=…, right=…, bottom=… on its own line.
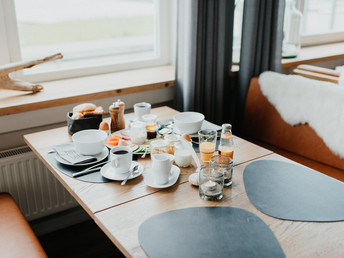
left=199, top=166, right=224, bottom=201
left=209, top=155, right=233, bottom=187
left=198, top=129, right=217, bottom=162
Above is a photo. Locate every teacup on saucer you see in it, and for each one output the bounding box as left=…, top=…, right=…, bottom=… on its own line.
left=101, top=161, right=143, bottom=181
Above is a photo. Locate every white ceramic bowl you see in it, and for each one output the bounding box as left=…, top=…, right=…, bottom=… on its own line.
left=72, top=129, right=107, bottom=155
left=173, top=112, right=205, bottom=134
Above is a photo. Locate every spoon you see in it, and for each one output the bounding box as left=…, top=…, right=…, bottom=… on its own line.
left=141, top=146, right=149, bottom=158
left=121, top=165, right=139, bottom=185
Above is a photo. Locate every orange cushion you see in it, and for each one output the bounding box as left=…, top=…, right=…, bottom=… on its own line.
left=0, top=193, right=47, bottom=258
left=243, top=77, right=344, bottom=181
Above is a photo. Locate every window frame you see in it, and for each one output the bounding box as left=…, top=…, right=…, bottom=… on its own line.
left=298, top=0, right=344, bottom=47
left=0, top=0, right=173, bottom=82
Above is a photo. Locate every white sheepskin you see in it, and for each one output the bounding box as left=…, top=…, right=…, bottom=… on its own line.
left=259, top=71, right=344, bottom=158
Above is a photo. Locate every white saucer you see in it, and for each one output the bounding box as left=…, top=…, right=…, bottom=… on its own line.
left=55, top=146, right=109, bottom=166
left=100, top=161, right=143, bottom=181
left=144, top=165, right=180, bottom=189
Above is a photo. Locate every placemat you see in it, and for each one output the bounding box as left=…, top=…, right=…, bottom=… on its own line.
left=47, top=152, right=111, bottom=183
left=138, top=207, right=285, bottom=258
left=244, top=160, right=344, bottom=222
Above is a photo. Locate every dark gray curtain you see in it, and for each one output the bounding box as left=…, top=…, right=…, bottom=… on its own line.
left=174, top=0, right=235, bottom=124
left=237, top=0, right=285, bottom=128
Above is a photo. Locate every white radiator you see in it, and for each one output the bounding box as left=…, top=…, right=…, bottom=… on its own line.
left=0, top=146, right=78, bottom=221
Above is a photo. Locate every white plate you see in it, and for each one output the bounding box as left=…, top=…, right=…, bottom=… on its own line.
left=100, top=161, right=143, bottom=181
left=54, top=146, right=109, bottom=166
left=144, top=165, right=180, bottom=189
left=105, top=129, right=152, bottom=155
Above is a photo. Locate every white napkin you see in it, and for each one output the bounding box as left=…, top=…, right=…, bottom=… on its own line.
left=53, top=143, right=97, bottom=164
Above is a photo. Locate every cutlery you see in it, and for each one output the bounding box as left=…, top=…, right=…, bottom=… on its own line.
left=141, top=146, right=149, bottom=158
left=72, top=160, right=110, bottom=177
left=121, top=165, right=139, bottom=185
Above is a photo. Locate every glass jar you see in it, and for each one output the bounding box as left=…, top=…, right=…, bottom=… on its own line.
left=142, top=114, right=158, bottom=139
left=164, top=134, right=181, bottom=155
left=174, top=142, right=192, bottom=167
left=150, top=139, right=168, bottom=155
left=129, top=121, right=147, bottom=145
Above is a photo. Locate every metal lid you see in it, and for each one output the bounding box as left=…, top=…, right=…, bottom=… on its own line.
left=222, top=123, right=232, bottom=130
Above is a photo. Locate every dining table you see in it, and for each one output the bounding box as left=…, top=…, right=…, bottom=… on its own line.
left=24, top=106, right=344, bottom=258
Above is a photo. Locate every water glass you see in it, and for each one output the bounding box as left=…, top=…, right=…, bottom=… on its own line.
left=209, top=155, right=233, bottom=187
left=198, top=129, right=217, bottom=162
left=199, top=166, right=224, bottom=201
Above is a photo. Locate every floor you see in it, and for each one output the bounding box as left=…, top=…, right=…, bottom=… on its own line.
left=38, top=220, right=125, bottom=258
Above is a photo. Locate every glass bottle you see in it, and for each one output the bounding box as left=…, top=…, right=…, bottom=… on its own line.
left=282, top=0, right=303, bottom=58
left=109, top=99, right=125, bottom=133
left=142, top=114, right=158, bottom=139
left=218, top=123, right=234, bottom=159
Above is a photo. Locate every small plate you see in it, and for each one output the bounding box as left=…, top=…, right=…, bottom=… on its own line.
left=106, top=129, right=153, bottom=155
left=100, top=161, right=143, bottom=181
left=54, top=146, right=109, bottom=166
left=144, top=165, right=180, bottom=189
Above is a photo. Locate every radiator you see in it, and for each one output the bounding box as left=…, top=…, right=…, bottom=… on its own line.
left=0, top=146, right=78, bottom=221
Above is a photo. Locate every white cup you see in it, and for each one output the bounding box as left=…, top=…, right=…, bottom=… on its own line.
left=110, top=146, right=133, bottom=174
left=151, top=153, right=174, bottom=185
left=134, top=102, right=151, bottom=121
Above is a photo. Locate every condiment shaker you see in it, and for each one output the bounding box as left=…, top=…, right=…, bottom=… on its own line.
left=109, top=99, right=125, bottom=133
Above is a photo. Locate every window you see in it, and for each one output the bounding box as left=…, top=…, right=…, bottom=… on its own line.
left=298, top=0, right=344, bottom=46
left=0, top=0, right=173, bottom=82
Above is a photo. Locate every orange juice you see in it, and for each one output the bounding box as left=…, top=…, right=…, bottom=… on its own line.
left=200, top=142, right=216, bottom=162
left=218, top=146, right=234, bottom=159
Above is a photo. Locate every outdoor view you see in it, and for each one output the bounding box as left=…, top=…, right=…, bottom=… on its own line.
left=14, top=0, right=156, bottom=73
left=302, top=0, right=344, bottom=35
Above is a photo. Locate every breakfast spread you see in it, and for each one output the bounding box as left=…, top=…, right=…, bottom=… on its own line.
left=71, top=103, right=105, bottom=119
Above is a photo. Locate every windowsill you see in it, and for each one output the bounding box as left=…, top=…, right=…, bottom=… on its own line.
left=0, top=65, right=175, bottom=117
left=282, top=42, right=344, bottom=68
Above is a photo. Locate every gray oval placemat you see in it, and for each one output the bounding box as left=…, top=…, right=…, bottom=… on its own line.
left=244, top=160, right=344, bottom=222
left=138, top=207, right=285, bottom=258
left=47, top=152, right=111, bottom=183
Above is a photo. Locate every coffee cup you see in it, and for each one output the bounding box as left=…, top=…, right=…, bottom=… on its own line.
left=151, top=153, right=174, bottom=185
left=110, top=146, right=133, bottom=174
left=134, top=102, right=151, bottom=121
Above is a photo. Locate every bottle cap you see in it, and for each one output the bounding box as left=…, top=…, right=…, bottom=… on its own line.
left=222, top=123, right=232, bottom=130
left=114, top=99, right=124, bottom=108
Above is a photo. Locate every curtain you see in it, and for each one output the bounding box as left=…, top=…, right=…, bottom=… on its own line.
left=174, top=0, right=235, bottom=124
left=237, top=0, right=285, bottom=128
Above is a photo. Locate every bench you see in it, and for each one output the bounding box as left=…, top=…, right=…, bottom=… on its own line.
left=0, top=192, right=47, bottom=258
left=243, top=77, right=344, bottom=183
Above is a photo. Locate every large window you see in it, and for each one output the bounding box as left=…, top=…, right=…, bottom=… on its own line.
left=300, top=0, right=344, bottom=46
left=0, top=0, right=172, bottom=82
left=232, top=0, right=344, bottom=63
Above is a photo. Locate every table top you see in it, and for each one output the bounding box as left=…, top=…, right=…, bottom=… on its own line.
left=24, top=106, right=273, bottom=217
left=24, top=106, right=344, bottom=258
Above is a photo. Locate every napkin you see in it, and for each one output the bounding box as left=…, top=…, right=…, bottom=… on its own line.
left=53, top=143, right=97, bottom=164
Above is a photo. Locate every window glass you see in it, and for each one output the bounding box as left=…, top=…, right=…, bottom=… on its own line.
left=14, top=0, right=156, bottom=74
left=302, top=0, right=344, bottom=35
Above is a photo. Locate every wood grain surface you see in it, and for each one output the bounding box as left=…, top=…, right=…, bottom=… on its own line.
left=95, top=153, right=344, bottom=258
left=24, top=107, right=272, bottom=218
left=1, top=65, right=174, bottom=116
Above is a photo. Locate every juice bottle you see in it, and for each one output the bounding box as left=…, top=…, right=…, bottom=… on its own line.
left=218, top=123, right=234, bottom=159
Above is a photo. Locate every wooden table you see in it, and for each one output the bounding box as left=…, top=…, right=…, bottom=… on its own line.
left=24, top=106, right=344, bottom=258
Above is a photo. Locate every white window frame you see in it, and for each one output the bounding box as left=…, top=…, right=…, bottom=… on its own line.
left=298, top=0, right=344, bottom=47
left=0, top=0, right=173, bottom=82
